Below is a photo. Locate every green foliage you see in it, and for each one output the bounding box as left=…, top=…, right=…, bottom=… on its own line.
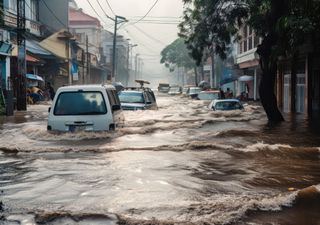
left=179, top=0, right=320, bottom=64
left=160, top=38, right=196, bottom=72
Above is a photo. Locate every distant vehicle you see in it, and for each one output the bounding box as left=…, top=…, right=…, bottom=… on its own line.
left=118, top=89, right=157, bottom=110
left=119, top=80, right=157, bottom=110
left=208, top=99, right=244, bottom=111
left=158, top=83, right=170, bottom=93
left=187, top=87, right=202, bottom=99
left=47, top=84, right=124, bottom=132
left=168, top=86, right=182, bottom=95
left=196, top=90, right=220, bottom=100
left=182, top=85, right=192, bottom=96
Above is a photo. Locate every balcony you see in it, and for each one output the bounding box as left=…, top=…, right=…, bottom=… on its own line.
left=4, top=10, right=42, bottom=37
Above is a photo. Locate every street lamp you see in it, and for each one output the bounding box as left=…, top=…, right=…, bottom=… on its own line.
left=112, top=15, right=128, bottom=82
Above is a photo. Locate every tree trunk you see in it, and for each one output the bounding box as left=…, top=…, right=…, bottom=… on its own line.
left=194, top=67, right=198, bottom=86
left=258, top=35, right=284, bottom=122
left=259, top=67, right=284, bottom=122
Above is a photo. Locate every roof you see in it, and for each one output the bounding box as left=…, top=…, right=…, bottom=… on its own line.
left=26, top=40, right=52, bottom=56
left=69, top=8, right=101, bottom=27
left=57, top=84, right=115, bottom=92
left=212, top=99, right=241, bottom=103
left=200, top=90, right=220, bottom=93
left=120, top=90, right=144, bottom=94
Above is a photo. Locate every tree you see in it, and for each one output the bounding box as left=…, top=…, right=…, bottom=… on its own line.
left=160, top=38, right=199, bottom=85
left=179, top=0, right=320, bottom=122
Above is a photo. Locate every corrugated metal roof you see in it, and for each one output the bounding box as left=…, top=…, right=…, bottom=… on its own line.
left=26, top=40, right=52, bottom=56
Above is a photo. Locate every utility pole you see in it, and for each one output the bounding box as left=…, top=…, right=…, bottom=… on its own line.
left=111, top=15, right=127, bottom=82
left=86, top=35, right=90, bottom=84
left=134, top=53, right=139, bottom=81
left=16, top=0, right=26, bottom=110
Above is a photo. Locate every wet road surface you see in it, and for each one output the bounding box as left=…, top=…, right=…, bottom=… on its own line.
left=0, top=94, right=320, bottom=225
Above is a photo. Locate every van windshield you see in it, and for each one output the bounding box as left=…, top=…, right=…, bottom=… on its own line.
left=54, top=91, right=107, bottom=115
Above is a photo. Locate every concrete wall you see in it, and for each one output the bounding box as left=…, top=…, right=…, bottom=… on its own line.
left=39, top=0, right=68, bottom=32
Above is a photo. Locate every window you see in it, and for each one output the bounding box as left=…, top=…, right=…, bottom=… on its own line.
left=118, top=92, right=145, bottom=103
left=5, top=0, right=17, bottom=12
left=54, top=91, right=107, bottom=115
left=29, top=0, right=39, bottom=21
left=239, top=25, right=260, bottom=53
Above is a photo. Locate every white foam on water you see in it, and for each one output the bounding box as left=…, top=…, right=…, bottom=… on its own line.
left=171, top=192, right=298, bottom=224
left=240, top=142, right=293, bottom=152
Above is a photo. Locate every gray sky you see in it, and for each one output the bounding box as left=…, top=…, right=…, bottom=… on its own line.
left=75, top=0, right=184, bottom=83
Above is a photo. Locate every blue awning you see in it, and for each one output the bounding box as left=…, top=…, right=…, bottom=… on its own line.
left=26, top=74, right=44, bottom=81
left=26, top=40, right=52, bottom=56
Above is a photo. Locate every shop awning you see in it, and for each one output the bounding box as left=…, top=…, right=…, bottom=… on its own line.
left=26, top=40, right=52, bottom=56
left=26, top=54, right=40, bottom=63
left=26, top=74, right=44, bottom=81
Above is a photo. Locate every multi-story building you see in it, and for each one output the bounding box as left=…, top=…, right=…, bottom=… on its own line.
left=1, top=0, right=69, bottom=112
left=69, top=4, right=107, bottom=84
left=235, top=25, right=261, bottom=100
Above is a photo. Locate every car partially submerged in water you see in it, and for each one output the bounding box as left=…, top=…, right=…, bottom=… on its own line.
left=168, top=86, right=182, bottom=95
left=208, top=99, right=244, bottom=111
left=118, top=88, right=157, bottom=110
left=196, top=90, right=220, bottom=101
left=47, top=84, right=124, bottom=132
left=186, top=86, right=202, bottom=99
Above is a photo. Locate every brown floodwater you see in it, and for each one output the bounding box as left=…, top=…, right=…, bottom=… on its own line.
left=0, top=94, right=319, bottom=225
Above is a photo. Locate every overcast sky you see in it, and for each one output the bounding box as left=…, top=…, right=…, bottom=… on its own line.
left=75, top=0, right=185, bottom=82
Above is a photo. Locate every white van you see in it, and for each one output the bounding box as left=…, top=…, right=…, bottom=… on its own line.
left=47, top=84, right=124, bottom=132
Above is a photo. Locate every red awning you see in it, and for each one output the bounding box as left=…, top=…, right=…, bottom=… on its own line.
left=26, top=54, right=40, bottom=62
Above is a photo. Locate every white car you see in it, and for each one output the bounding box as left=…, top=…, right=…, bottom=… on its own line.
left=47, top=84, right=124, bottom=132
left=208, top=99, right=244, bottom=111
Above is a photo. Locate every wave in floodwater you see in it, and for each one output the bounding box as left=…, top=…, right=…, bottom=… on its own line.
left=2, top=185, right=320, bottom=225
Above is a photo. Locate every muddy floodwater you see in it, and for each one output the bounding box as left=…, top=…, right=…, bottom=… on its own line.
left=0, top=93, right=320, bottom=225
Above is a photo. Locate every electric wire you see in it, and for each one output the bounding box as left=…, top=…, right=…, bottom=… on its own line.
left=131, top=25, right=166, bottom=46
left=104, top=0, right=116, bottom=16
left=95, top=0, right=113, bottom=20
left=130, top=0, right=160, bottom=25
left=86, top=0, right=111, bottom=26
left=40, top=0, right=68, bottom=28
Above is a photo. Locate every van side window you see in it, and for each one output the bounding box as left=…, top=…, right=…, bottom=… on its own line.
left=106, top=89, right=116, bottom=106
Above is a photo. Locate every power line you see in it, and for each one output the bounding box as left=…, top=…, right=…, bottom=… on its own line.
left=95, top=0, right=113, bottom=20
left=86, top=0, right=110, bottom=26
left=104, top=0, right=116, bottom=16
left=124, top=29, right=159, bottom=54
left=132, top=25, right=166, bottom=46
left=130, top=0, right=160, bottom=25
left=40, top=0, right=67, bottom=28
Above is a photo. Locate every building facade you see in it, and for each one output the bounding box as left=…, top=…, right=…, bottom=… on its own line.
left=236, top=25, right=261, bottom=100
left=69, top=5, right=107, bottom=84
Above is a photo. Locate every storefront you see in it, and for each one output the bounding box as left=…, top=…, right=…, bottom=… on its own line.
left=277, top=57, right=308, bottom=114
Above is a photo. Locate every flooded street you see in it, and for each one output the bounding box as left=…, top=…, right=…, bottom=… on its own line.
left=0, top=93, right=320, bottom=225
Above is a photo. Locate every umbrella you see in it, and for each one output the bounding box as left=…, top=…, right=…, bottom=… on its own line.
left=26, top=74, right=44, bottom=81
left=238, top=75, right=254, bottom=82
left=198, top=80, right=210, bottom=89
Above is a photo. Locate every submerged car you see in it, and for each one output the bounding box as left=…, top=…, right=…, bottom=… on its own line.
left=118, top=89, right=157, bottom=110
left=208, top=99, right=244, bottom=111
left=168, top=86, right=182, bottom=95
left=196, top=90, right=220, bottom=100
left=47, top=84, right=124, bottom=132
left=158, top=83, right=170, bottom=93
left=187, top=87, right=202, bottom=99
